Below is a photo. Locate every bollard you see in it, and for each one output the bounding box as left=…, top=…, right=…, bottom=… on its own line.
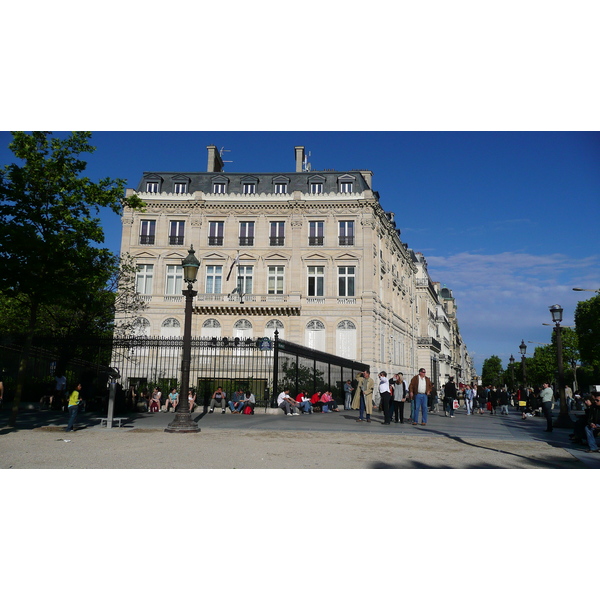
left=106, top=381, right=116, bottom=429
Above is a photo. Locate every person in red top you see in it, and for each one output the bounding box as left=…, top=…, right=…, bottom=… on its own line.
left=295, top=390, right=312, bottom=414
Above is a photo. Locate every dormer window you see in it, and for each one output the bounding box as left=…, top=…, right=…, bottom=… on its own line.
left=211, top=175, right=229, bottom=194
left=146, top=181, right=159, bottom=193
left=308, top=174, right=326, bottom=194
left=241, top=176, right=258, bottom=195
left=272, top=176, right=290, bottom=194
left=174, top=182, right=187, bottom=194
left=171, top=175, right=190, bottom=194
left=338, top=174, right=355, bottom=193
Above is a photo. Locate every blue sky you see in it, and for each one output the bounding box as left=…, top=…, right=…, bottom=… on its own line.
left=1, top=131, right=598, bottom=373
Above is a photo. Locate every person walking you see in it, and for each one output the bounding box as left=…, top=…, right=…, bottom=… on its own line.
left=464, top=384, right=474, bottom=415
left=540, top=382, right=554, bottom=432
left=498, top=386, right=510, bottom=415
left=352, top=369, right=375, bottom=423
left=444, top=376, right=457, bottom=418
left=409, top=368, right=433, bottom=426
left=65, top=383, right=82, bottom=433
left=344, top=380, right=354, bottom=410
left=379, top=371, right=392, bottom=425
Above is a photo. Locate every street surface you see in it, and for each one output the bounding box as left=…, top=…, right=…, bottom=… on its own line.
left=1, top=405, right=598, bottom=468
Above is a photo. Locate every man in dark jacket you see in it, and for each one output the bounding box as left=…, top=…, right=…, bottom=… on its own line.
left=584, top=391, right=600, bottom=453
left=444, top=376, right=457, bottom=418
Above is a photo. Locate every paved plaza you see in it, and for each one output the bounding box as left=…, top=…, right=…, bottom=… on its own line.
left=0, top=404, right=598, bottom=468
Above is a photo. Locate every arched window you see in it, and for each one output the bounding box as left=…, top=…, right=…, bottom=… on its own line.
left=160, top=318, right=181, bottom=338
left=336, top=320, right=357, bottom=359
left=201, top=318, right=221, bottom=338
left=132, top=317, right=151, bottom=336
left=305, top=320, right=325, bottom=351
left=233, top=319, right=253, bottom=339
left=265, top=319, right=284, bottom=338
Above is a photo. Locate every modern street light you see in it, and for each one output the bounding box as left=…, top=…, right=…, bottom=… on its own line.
left=549, top=304, right=572, bottom=428
left=165, top=245, right=201, bottom=433
left=519, top=339, right=527, bottom=387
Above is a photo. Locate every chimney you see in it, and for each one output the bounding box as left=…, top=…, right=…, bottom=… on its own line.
left=207, top=145, right=224, bottom=172
left=294, top=146, right=305, bottom=172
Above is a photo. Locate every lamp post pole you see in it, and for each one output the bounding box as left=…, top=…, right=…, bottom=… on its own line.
left=549, top=304, right=572, bottom=428
left=509, top=354, right=515, bottom=392
left=165, top=246, right=200, bottom=433
left=519, top=340, right=527, bottom=387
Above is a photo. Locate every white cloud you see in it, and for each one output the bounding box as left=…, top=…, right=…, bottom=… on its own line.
left=424, top=251, right=600, bottom=371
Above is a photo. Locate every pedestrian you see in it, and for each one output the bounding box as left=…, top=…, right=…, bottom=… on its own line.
left=489, top=386, right=498, bottom=415
left=54, top=372, right=67, bottom=411
left=344, top=380, right=354, bottom=410
left=498, top=386, right=510, bottom=415
left=565, top=385, right=574, bottom=411
left=444, top=376, right=457, bottom=418
left=409, top=368, right=433, bottom=426
left=540, top=382, right=554, bottom=432
left=352, top=369, right=375, bottom=423
left=464, top=384, right=474, bottom=415
left=379, top=371, right=392, bottom=425
left=65, top=383, right=82, bottom=432
left=390, top=373, right=407, bottom=423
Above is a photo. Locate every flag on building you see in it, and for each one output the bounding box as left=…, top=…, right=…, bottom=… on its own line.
left=226, top=252, right=239, bottom=281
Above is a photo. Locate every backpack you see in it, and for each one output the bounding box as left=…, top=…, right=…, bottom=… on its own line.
left=242, top=405, right=253, bottom=415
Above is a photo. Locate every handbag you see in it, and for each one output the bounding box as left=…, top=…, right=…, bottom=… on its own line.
left=453, top=399, right=459, bottom=410
left=486, top=402, right=492, bottom=411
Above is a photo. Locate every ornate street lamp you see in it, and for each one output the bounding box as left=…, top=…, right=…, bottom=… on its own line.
left=519, top=340, right=527, bottom=387
left=549, top=304, right=572, bottom=428
left=165, top=246, right=201, bottom=433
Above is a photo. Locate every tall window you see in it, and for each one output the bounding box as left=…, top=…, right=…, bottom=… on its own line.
left=338, top=221, right=355, bottom=245
left=139, top=220, right=156, bottom=245
left=306, top=320, right=326, bottom=351
left=237, top=266, right=253, bottom=294
left=268, top=266, right=284, bottom=295
left=136, top=264, right=154, bottom=295
left=208, top=221, right=224, bottom=246
left=169, top=220, right=185, bottom=245
left=307, top=266, right=324, bottom=297
left=336, top=320, right=357, bottom=359
left=233, top=319, right=253, bottom=340
left=205, top=266, right=223, bottom=294
left=338, top=266, right=355, bottom=296
left=239, top=221, right=255, bottom=246
left=309, top=221, right=324, bottom=246
left=270, top=221, right=285, bottom=246
left=201, top=318, right=221, bottom=338
left=165, top=265, right=183, bottom=295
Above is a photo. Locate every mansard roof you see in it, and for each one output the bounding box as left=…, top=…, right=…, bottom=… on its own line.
left=135, top=170, right=373, bottom=195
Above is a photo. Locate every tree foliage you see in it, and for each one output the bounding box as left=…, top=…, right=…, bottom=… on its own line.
left=0, top=131, right=145, bottom=424
left=575, top=294, right=600, bottom=377
left=481, top=355, right=503, bottom=386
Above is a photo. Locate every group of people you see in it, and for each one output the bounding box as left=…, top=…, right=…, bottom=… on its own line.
left=276, top=389, right=340, bottom=415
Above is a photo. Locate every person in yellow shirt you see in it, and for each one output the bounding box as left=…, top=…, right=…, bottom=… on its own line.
left=65, top=383, right=82, bottom=432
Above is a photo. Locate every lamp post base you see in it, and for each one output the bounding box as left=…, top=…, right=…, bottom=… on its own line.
left=164, top=412, right=200, bottom=433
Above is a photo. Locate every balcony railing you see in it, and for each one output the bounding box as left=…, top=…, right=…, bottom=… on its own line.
left=208, top=236, right=224, bottom=246
left=169, top=236, right=184, bottom=245
left=417, top=336, right=442, bottom=352
left=308, top=236, right=324, bottom=246
left=238, top=237, right=254, bottom=246
left=139, top=235, right=155, bottom=245
left=338, top=236, right=355, bottom=246
left=269, top=236, right=285, bottom=246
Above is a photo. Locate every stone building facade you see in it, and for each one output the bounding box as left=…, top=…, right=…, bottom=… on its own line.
left=118, top=145, right=476, bottom=388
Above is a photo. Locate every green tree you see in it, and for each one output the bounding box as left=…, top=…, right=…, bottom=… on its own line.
left=575, top=294, right=600, bottom=379
left=0, top=131, right=144, bottom=426
left=481, top=355, right=503, bottom=386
